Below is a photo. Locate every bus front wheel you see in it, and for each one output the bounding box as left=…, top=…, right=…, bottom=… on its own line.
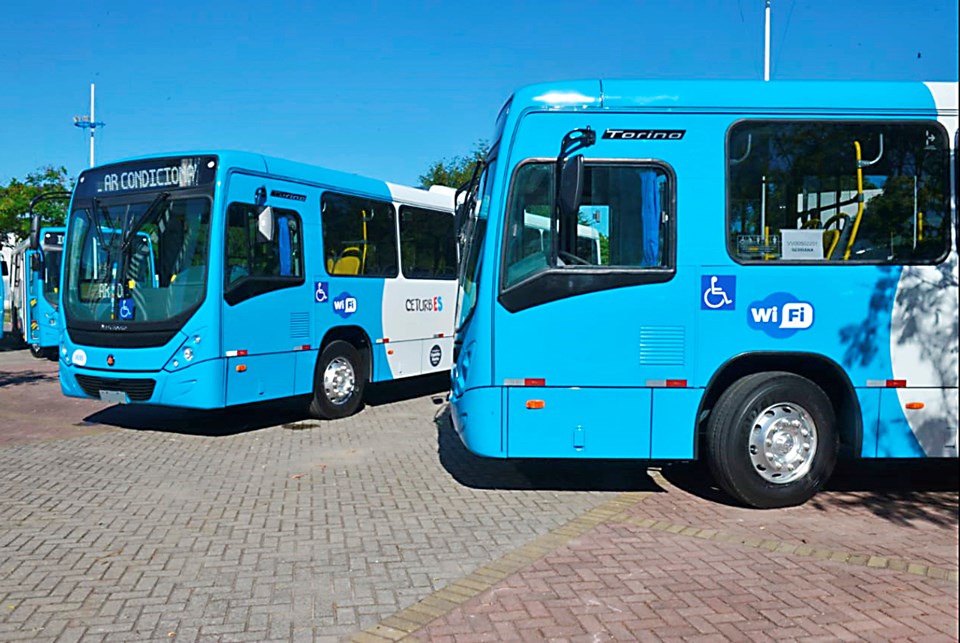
left=29, top=344, right=44, bottom=359
left=706, top=371, right=838, bottom=509
left=309, top=340, right=366, bottom=419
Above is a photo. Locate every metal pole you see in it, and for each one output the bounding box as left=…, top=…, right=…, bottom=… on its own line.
left=89, top=84, right=96, bottom=167
left=73, top=86, right=105, bottom=168
left=764, top=0, right=771, bottom=81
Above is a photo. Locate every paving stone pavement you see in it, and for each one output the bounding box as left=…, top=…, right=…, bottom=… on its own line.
left=1, top=343, right=958, bottom=642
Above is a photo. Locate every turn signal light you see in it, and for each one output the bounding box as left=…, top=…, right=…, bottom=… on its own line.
left=905, top=402, right=925, bottom=410
left=525, top=400, right=545, bottom=410
left=236, top=364, right=247, bottom=373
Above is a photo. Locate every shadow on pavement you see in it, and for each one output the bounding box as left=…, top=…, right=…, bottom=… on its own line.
left=434, top=406, right=662, bottom=493
left=0, top=370, right=58, bottom=387
left=809, top=459, right=960, bottom=526
left=82, top=397, right=313, bottom=437
left=364, top=372, right=449, bottom=407
left=80, top=373, right=453, bottom=437
left=659, top=457, right=959, bottom=523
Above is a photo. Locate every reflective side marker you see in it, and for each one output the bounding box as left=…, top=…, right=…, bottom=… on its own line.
left=866, top=379, right=908, bottom=388
left=646, top=379, right=688, bottom=388
left=504, top=378, right=547, bottom=386
left=236, top=364, right=247, bottom=373
left=905, top=402, right=925, bottom=410
left=526, top=400, right=545, bottom=410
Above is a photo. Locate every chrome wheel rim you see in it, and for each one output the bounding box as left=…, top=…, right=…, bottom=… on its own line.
left=323, top=357, right=355, bottom=405
left=748, top=402, right=818, bottom=484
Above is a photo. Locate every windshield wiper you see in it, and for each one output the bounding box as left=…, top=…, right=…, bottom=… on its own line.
left=88, top=198, right=111, bottom=257
left=121, top=192, right=169, bottom=254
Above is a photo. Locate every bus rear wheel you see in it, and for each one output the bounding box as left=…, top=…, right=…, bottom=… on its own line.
left=309, top=340, right=366, bottom=419
left=706, top=371, right=838, bottom=509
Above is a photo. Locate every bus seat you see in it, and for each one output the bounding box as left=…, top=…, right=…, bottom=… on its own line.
left=332, top=247, right=362, bottom=275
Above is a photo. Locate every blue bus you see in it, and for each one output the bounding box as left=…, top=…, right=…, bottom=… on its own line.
left=9, top=227, right=66, bottom=358
left=451, top=80, right=958, bottom=508
left=58, top=152, right=457, bottom=418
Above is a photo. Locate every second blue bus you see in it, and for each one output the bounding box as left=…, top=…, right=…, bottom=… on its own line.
left=57, top=152, right=457, bottom=418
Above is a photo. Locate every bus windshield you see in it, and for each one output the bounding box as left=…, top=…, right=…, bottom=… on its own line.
left=64, top=196, right=211, bottom=325
left=456, top=157, right=496, bottom=331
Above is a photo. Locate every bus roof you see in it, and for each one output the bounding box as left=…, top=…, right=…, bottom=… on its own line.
left=508, top=80, right=957, bottom=114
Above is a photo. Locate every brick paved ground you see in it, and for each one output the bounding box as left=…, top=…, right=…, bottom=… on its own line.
left=1, top=340, right=958, bottom=642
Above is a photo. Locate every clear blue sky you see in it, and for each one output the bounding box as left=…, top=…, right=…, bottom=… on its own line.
left=1, top=0, right=956, bottom=188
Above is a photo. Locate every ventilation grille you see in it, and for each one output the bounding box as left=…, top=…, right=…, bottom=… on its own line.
left=639, top=326, right=685, bottom=366
left=290, top=312, right=310, bottom=339
left=75, top=375, right=156, bottom=402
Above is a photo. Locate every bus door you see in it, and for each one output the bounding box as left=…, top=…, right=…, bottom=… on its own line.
left=222, top=173, right=310, bottom=405
left=493, top=121, right=695, bottom=459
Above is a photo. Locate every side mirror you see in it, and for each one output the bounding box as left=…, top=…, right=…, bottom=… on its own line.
left=256, top=206, right=275, bottom=243
left=30, top=253, right=42, bottom=274
left=558, top=155, right=585, bottom=219
left=28, top=211, right=41, bottom=251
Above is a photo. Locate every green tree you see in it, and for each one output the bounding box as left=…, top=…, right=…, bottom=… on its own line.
left=418, top=140, right=489, bottom=189
left=0, top=166, right=73, bottom=242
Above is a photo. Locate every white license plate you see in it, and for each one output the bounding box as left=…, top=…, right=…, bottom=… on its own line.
left=99, top=390, right=129, bottom=404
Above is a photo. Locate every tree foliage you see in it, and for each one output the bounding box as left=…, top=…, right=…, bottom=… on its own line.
left=418, top=140, right=489, bottom=190
left=0, top=166, right=74, bottom=245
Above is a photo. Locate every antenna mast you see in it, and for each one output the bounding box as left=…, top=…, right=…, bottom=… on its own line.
left=73, top=83, right=106, bottom=168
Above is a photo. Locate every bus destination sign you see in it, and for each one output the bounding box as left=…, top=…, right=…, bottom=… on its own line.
left=76, top=156, right=217, bottom=198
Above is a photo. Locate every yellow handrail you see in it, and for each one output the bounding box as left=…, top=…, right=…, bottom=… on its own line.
left=360, top=209, right=369, bottom=274
left=842, top=140, right=866, bottom=261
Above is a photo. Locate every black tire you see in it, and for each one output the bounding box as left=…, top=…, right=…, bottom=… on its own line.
left=29, top=343, right=44, bottom=359
left=706, top=371, right=837, bottom=509
left=309, top=340, right=366, bottom=419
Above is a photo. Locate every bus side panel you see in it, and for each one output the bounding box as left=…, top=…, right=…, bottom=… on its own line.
left=857, top=388, right=881, bottom=458
left=651, top=388, right=702, bottom=459
left=450, top=386, right=505, bottom=457
left=879, top=388, right=946, bottom=457
left=505, top=387, right=651, bottom=458
left=316, top=277, right=388, bottom=381
left=380, top=278, right=457, bottom=377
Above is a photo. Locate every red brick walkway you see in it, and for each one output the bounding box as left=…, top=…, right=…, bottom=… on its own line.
left=358, top=467, right=959, bottom=642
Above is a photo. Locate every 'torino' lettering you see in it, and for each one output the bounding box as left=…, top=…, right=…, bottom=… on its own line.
left=602, top=129, right=686, bottom=140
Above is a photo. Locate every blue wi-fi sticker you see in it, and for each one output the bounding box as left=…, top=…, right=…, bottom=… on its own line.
left=747, top=292, right=814, bottom=339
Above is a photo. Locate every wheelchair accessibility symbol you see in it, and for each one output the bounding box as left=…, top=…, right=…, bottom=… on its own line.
left=118, top=298, right=136, bottom=320
left=701, top=275, right=735, bottom=311
left=314, top=281, right=329, bottom=303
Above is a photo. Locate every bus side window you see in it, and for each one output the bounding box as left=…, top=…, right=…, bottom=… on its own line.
left=321, top=192, right=398, bottom=278
left=399, top=205, right=456, bottom=280
left=726, top=120, right=951, bottom=264
left=224, top=202, right=304, bottom=305
left=503, top=162, right=671, bottom=290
